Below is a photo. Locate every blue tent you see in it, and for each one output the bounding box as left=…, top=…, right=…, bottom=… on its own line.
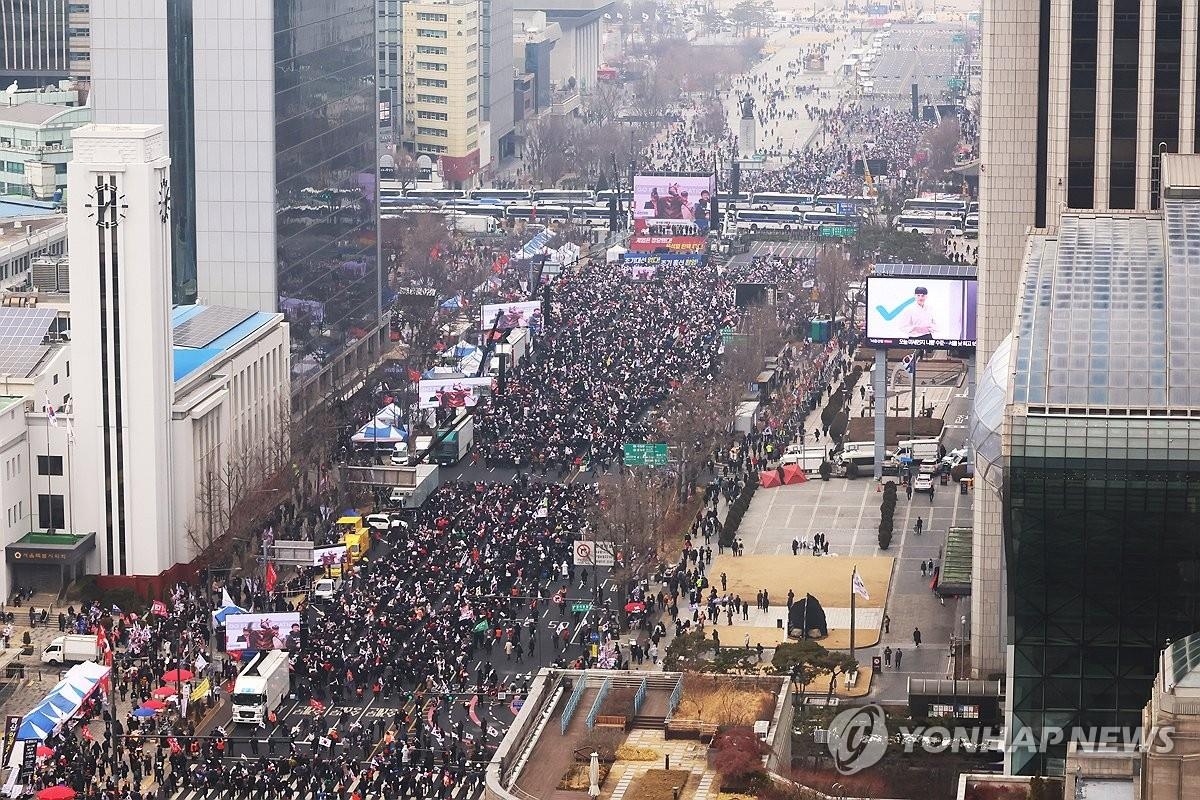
left=439, top=296, right=462, bottom=310
left=211, top=604, right=246, bottom=626
left=351, top=423, right=407, bottom=445
left=18, top=661, right=110, bottom=740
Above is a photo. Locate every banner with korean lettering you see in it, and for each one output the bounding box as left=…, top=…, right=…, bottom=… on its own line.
left=2, top=716, right=18, bottom=766
left=622, top=252, right=706, bottom=280
left=628, top=235, right=708, bottom=253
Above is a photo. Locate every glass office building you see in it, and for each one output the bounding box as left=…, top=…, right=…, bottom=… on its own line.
left=1002, top=199, right=1200, bottom=775
left=275, top=0, right=379, bottom=375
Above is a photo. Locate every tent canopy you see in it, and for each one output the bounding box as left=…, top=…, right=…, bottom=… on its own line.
left=758, top=470, right=781, bottom=488
left=780, top=464, right=807, bottom=485
left=18, top=661, right=110, bottom=740
left=351, top=423, right=407, bottom=445
left=211, top=604, right=246, bottom=626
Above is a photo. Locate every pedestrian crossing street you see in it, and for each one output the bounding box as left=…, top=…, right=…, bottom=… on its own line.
left=170, top=774, right=484, bottom=800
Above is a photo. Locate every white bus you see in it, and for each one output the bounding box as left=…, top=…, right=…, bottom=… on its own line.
left=964, top=212, right=979, bottom=238
left=751, top=192, right=816, bottom=211
left=531, top=189, right=595, bottom=205
left=444, top=212, right=499, bottom=234
left=733, top=209, right=805, bottom=232
left=449, top=203, right=505, bottom=220
left=505, top=204, right=572, bottom=222
left=803, top=210, right=858, bottom=229
left=404, top=188, right=467, bottom=203
left=570, top=205, right=614, bottom=228
left=469, top=189, right=530, bottom=204
left=894, top=213, right=964, bottom=236
left=902, top=196, right=968, bottom=218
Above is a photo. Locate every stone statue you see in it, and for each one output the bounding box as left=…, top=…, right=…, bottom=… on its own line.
left=740, top=94, right=755, bottom=120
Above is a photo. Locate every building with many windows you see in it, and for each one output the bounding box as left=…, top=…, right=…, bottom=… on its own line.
left=0, top=102, right=89, bottom=200
left=90, top=0, right=381, bottom=409
left=402, top=0, right=481, bottom=186
left=975, top=0, right=1200, bottom=680
left=480, top=0, right=515, bottom=165
left=0, top=0, right=90, bottom=88
left=976, top=154, right=1200, bottom=776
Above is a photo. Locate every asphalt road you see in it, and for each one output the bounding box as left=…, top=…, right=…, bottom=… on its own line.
left=865, top=23, right=967, bottom=107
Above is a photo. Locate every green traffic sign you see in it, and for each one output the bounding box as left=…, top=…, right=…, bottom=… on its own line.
left=571, top=603, right=592, bottom=614
left=948, top=77, right=965, bottom=90
left=623, top=443, right=669, bottom=466
left=819, top=224, right=857, bottom=238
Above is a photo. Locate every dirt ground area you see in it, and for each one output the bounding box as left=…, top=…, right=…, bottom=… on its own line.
left=712, top=555, right=892, bottom=609
left=630, top=769, right=695, bottom=800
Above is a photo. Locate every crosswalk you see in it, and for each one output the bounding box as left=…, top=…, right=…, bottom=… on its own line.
left=170, top=774, right=484, bottom=800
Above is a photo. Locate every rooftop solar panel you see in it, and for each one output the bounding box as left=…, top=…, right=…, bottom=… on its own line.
left=173, top=305, right=255, bottom=349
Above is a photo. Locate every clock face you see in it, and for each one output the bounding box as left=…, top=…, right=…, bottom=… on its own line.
left=84, top=180, right=127, bottom=229
left=158, top=176, right=171, bottom=223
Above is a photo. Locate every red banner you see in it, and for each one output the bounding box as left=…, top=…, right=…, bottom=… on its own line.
left=628, top=236, right=708, bottom=253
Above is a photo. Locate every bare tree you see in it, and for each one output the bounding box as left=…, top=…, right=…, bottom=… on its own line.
left=593, top=470, right=674, bottom=589
left=813, top=246, right=857, bottom=320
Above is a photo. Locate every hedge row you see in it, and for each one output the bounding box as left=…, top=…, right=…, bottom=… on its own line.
left=878, top=482, right=898, bottom=550
left=720, top=472, right=760, bottom=547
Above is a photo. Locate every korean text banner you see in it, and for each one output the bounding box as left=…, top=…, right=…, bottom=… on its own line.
left=480, top=300, right=544, bottom=331
left=633, top=174, right=717, bottom=223
left=865, top=276, right=977, bottom=348
left=628, top=235, right=708, bottom=252
left=622, top=253, right=705, bottom=280
left=225, top=612, right=302, bottom=652
left=417, top=376, right=494, bottom=409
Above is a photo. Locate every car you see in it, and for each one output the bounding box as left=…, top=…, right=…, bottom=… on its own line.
left=913, top=473, right=934, bottom=493
left=940, top=448, right=969, bottom=469
left=365, top=513, right=391, bottom=531
left=312, top=577, right=342, bottom=601
left=390, top=444, right=410, bottom=465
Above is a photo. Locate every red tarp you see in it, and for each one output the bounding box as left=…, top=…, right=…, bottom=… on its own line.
left=759, top=470, right=782, bottom=488
left=780, top=464, right=808, bottom=485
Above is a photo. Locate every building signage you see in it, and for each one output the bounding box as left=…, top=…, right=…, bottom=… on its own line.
left=7, top=547, right=73, bottom=562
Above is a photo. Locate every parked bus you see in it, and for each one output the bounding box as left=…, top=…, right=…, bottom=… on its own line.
left=504, top=204, right=572, bottom=222
left=595, top=190, right=633, bottom=206
left=733, top=209, right=806, bottom=232
left=531, top=189, right=595, bottom=205
left=964, top=212, right=979, bottom=239
left=902, top=196, right=968, bottom=218
left=894, top=212, right=964, bottom=236
left=803, top=210, right=858, bottom=228
left=751, top=192, right=816, bottom=211
left=469, top=189, right=530, bottom=204
left=405, top=188, right=466, bottom=202
left=570, top=205, right=615, bottom=228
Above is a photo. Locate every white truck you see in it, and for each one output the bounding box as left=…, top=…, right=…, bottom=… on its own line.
left=388, top=464, right=440, bottom=510
left=895, top=438, right=942, bottom=464
left=779, top=444, right=828, bottom=471
left=231, top=649, right=290, bottom=725
left=41, top=634, right=102, bottom=665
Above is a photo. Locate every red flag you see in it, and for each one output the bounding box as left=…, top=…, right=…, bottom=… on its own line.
left=167, top=737, right=183, bottom=755
left=407, top=368, right=422, bottom=383
left=79, top=725, right=93, bottom=742
left=151, top=600, right=168, bottom=617
left=265, top=561, right=278, bottom=594
left=308, top=698, right=326, bottom=714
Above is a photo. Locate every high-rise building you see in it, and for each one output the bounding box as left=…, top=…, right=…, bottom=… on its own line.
left=0, top=0, right=90, bottom=87
left=90, top=0, right=381, bottom=407
left=974, top=0, right=1200, bottom=677
left=378, top=0, right=403, bottom=148
left=401, top=0, right=481, bottom=186
left=480, top=0, right=515, bottom=164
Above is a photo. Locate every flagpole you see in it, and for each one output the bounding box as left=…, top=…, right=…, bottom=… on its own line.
left=850, top=566, right=857, bottom=660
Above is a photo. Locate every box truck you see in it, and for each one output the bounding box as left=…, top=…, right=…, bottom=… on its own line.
left=41, top=635, right=102, bottom=665
left=231, top=649, right=290, bottom=725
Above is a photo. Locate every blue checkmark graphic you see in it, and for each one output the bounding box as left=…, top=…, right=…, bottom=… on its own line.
left=875, top=297, right=915, bottom=321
